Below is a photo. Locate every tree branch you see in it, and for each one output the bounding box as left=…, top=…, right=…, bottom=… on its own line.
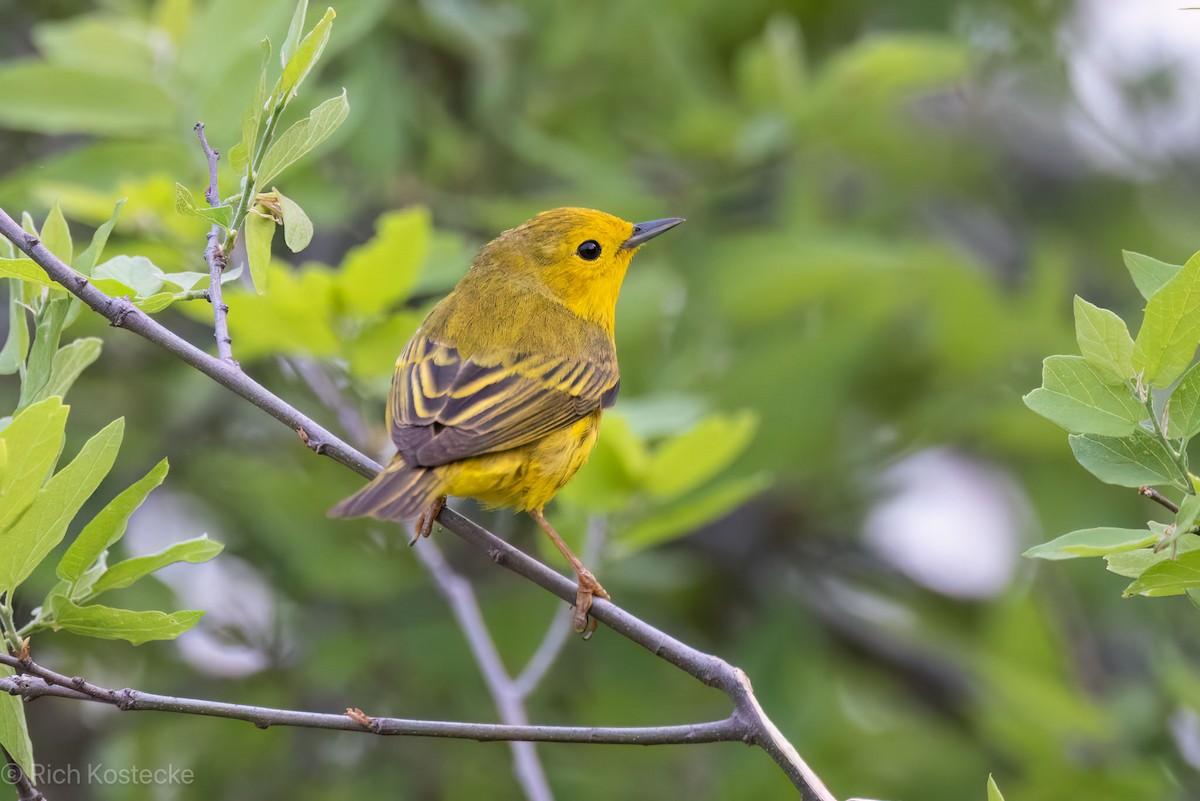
left=1138, top=485, right=1180, bottom=514
left=513, top=517, right=605, bottom=699
left=283, top=358, right=370, bottom=451
left=287, top=356, right=555, bottom=801
left=2, top=747, right=45, bottom=801
left=193, top=121, right=234, bottom=364
left=0, top=655, right=737, bottom=746
left=0, top=205, right=839, bottom=801
left=412, top=538, right=554, bottom=801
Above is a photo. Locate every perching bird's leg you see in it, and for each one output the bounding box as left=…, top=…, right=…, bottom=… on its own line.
left=410, top=495, right=447, bottom=546
left=529, top=509, right=609, bottom=638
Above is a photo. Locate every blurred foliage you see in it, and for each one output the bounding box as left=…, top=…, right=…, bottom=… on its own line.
left=5, top=0, right=1200, bottom=799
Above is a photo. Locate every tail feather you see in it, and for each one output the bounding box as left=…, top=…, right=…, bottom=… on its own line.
left=329, top=457, right=442, bottom=521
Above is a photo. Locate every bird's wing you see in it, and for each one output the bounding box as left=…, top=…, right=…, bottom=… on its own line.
left=388, top=335, right=619, bottom=467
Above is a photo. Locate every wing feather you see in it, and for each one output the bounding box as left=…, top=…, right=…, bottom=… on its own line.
left=388, top=336, right=618, bottom=467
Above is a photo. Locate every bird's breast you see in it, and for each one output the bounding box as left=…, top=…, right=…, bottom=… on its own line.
left=437, top=411, right=603, bottom=511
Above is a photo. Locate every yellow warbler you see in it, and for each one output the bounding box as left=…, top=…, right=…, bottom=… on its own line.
left=331, top=208, right=683, bottom=633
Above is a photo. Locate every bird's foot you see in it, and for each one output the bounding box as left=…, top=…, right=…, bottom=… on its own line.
left=572, top=568, right=610, bottom=639
left=410, top=495, right=447, bottom=546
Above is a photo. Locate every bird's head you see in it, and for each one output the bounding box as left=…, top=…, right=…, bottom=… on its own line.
left=475, top=207, right=683, bottom=333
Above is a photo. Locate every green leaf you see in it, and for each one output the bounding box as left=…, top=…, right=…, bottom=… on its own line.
left=136, top=292, right=177, bottom=313
left=0, top=397, right=68, bottom=530
left=0, top=259, right=56, bottom=287
left=245, top=208, right=276, bottom=293
left=1073, top=296, right=1135, bottom=384
left=1133, top=251, right=1200, bottom=387
left=1177, top=491, right=1200, bottom=535
left=46, top=596, right=203, bottom=645
left=57, top=458, right=169, bottom=585
left=1069, top=430, right=1188, bottom=490
left=1023, top=527, right=1157, bottom=560
left=174, top=182, right=232, bottom=228
left=644, top=411, right=759, bottom=500
left=0, top=665, right=34, bottom=776
left=1123, top=250, right=1181, bottom=300
left=86, top=536, right=223, bottom=599
left=158, top=269, right=211, bottom=293
left=277, top=6, right=335, bottom=100
left=41, top=200, right=73, bottom=263
left=337, top=207, right=429, bottom=317
left=74, top=198, right=126, bottom=275
left=39, top=336, right=101, bottom=400
left=1022, top=355, right=1145, bottom=436
left=0, top=280, right=31, bottom=375
left=1104, top=523, right=1195, bottom=577
left=987, top=775, right=1005, bottom=801
left=1106, top=549, right=1164, bottom=579
left=93, top=255, right=165, bottom=297
left=17, top=297, right=69, bottom=409
left=0, top=417, right=124, bottom=593
left=257, top=89, right=349, bottom=185
left=1124, top=550, right=1200, bottom=597
left=1167, top=361, right=1200, bottom=440
left=618, top=473, right=772, bottom=553
left=281, top=0, right=310, bottom=67
left=275, top=190, right=313, bottom=252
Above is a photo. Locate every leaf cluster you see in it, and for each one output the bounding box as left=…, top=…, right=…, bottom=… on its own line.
left=1025, top=251, right=1200, bottom=600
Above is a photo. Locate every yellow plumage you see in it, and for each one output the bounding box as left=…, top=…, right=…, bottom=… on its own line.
left=331, top=207, right=683, bottom=632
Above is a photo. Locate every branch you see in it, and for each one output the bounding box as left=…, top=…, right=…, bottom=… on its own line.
left=413, top=539, right=554, bottom=801
left=288, top=357, right=554, bottom=800
left=193, top=122, right=234, bottom=364
left=2, top=747, right=44, bottom=801
left=0, top=655, right=736, bottom=746
left=0, top=206, right=839, bottom=801
left=1139, top=485, right=1180, bottom=514
left=283, top=358, right=370, bottom=451
left=0, top=210, right=378, bottom=480
left=513, top=517, right=605, bottom=699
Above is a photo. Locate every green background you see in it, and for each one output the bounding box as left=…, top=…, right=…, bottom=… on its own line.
left=4, top=0, right=1200, bottom=798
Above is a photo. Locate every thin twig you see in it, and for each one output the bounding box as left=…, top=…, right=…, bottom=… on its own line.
left=1139, top=486, right=1180, bottom=514
left=0, top=205, right=838, bottom=801
left=2, top=746, right=45, bottom=801
left=514, top=517, right=606, bottom=699
left=284, top=358, right=370, bottom=455
left=194, top=122, right=234, bottom=365
left=413, top=539, right=553, bottom=801
left=0, top=597, right=23, bottom=654
left=0, top=656, right=736, bottom=746
left=288, top=357, right=553, bottom=801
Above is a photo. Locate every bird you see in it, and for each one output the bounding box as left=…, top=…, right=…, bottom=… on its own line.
left=330, top=208, right=684, bottom=635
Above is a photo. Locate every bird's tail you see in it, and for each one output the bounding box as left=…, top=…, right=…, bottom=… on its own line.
left=328, top=456, right=443, bottom=521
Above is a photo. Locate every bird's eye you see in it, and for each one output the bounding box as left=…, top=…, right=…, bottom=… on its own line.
left=576, top=240, right=602, bottom=261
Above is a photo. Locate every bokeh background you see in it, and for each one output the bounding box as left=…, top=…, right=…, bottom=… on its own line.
left=4, top=0, right=1200, bottom=799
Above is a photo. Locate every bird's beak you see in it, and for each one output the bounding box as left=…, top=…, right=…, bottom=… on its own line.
left=622, top=217, right=685, bottom=249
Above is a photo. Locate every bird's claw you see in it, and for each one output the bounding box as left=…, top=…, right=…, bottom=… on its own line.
left=410, top=496, right=447, bottom=546
left=572, top=568, right=610, bottom=639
